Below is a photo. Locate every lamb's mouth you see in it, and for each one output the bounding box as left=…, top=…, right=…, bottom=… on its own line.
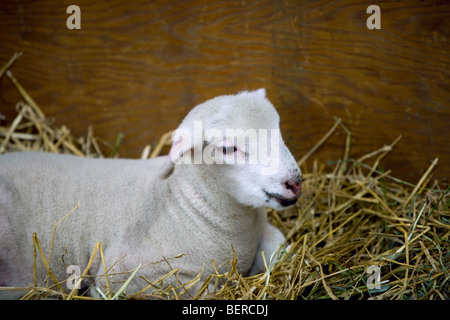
left=264, top=191, right=298, bottom=207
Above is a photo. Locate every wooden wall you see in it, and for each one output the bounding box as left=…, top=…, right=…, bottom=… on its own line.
left=0, top=0, right=449, bottom=182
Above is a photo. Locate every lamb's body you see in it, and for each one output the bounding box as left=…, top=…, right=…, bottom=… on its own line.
left=0, top=153, right=266, bottom=298
left=0, top=89, right=301, bottom=299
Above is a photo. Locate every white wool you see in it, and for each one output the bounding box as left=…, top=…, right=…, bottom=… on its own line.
left=0, top=89, right=301, bottom=299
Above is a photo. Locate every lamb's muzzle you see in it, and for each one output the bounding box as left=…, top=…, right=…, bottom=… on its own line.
left=264, top=177, right=302, bottom=208
left=285, top=180, right=302, bottom=197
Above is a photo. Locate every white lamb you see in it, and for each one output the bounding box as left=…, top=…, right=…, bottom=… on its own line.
left=0, top=89, right=302, bottom=299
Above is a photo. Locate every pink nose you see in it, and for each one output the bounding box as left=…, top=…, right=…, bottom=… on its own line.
left=284, top=180, right=302, bottom=197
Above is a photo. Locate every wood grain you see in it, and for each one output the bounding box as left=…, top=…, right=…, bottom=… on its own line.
left=0, top=0, right=449, bottom=182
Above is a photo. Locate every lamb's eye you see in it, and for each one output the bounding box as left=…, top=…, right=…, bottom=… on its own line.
left=222, top=146, right=237, bottom=154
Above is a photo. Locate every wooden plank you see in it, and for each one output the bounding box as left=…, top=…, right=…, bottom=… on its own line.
left=0, top=0, right=448, bottom=182
left=270, top=0, right=450, bottom=182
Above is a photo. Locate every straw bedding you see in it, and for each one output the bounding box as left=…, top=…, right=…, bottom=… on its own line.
left=1, top=54, right=449, bottom=300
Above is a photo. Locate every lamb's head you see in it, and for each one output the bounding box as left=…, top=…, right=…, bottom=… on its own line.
left=161, top=88, right=302, bottom=210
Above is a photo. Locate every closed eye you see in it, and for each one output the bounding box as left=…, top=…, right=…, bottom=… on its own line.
left=222, top=146, right=237, bottom=154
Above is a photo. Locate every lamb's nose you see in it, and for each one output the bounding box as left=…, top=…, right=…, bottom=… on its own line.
left=284, top=180, right=302, bottom=197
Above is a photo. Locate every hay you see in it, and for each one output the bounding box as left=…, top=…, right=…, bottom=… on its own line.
left=0, top=54, right=449, bottom=300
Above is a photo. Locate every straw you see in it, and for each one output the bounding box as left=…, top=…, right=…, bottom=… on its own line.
left=0, top=54, right=448, bottom=300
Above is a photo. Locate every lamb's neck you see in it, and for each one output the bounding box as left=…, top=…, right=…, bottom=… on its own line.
left=169, top=166, right=260, bottom=229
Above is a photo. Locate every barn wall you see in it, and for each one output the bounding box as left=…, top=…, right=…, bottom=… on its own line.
left=0, top=0, right=449, bottom=182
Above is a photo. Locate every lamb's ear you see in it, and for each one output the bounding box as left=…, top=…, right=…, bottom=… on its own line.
left=254, top=88, right=266, bottom=98
left=159, top=124, right=199, bottom=179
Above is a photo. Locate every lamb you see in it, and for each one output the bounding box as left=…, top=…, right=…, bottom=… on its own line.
left=0, top=89, right=302, bottom=299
